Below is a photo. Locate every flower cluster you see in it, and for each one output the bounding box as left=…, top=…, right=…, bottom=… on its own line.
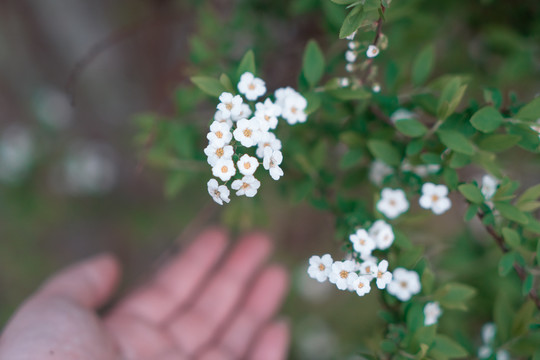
left=205, top=72, right=307, bottom=205
left=308, top=221, right=422, bottom=301
left=340, top=31, right=382, bottom=92
left=478, top=323, right=510, bottom=360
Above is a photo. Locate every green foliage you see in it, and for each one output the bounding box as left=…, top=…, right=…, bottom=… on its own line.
left=470, top=106, right=504, bottom=133
left=302, top=40, right=325, bottom=88
left=191, top=76, right=226, bottom=97
left=412, top=45, right=435, bottom=86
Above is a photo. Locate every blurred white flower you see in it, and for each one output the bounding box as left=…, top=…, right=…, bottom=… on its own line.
left=339, top=77, right=350, bottom=87
left=481, top=174, right=498, bottom=201
left=481, top=323, right=496, bottom=344
left=254, top=98, right=280, bottom=131
left=231, top=103, right=252, bottom=122
left=358, top=259, right=377, bottom=280
left=377, top=188, right=409, bottom=219
left=329, top=260, right=358, bottom=290
left=231, top=175, right=260, bottom=197
left=212, top=158, right=236, bottom=181
left=263, top=148, right=283, bottom=180
left=204, top=143, right=233, bottom=166
left=34, top=88, right=72, bottom=129
left=237, top=154, right=259, bottom=176
left=346, top=31, right=357, bottom=40
left=496, top=350, right=510, bottom=360
left=233, top=118, right=261, bottom=147
left=350, top=229, right=376, bottom=258
left=207, top=179, right=230, bottom=205
left=256, top=131, right=282, bottom=159
left=478, top=345, right=492, bottom=359
left=0, top=125, right=33, bottom=183
left=372, top=83, right=381, bottom=93
left=369, top=160, right=393, bottom=185
left=419, top=183, right=452, bottom=215
left=387, top=268, right=421, bottom=301
left=348, top=41, right=358, bottom=50
left=207, top=121, right=232, bottom=147
left=275, top=87, right=307, bottom=125
left=345, top=50, right=357, bottom=63
left=351, top=276, right=371, bottom=296
left=423, top=301, right=442, bottom=326
left=307, top=254, right=333, bottom=283
left=375, top=260, right=392, bottom=289
left=214, top=110, right=233, bottom=127
left=369, top=220, right=395, bottom=250
left=366, top=45, right=380, bottom=58
left=390, top=108, right=415, bottom=123
left=217, top=92, right=243, bottom=119
left=238, top=72, right=266, bottom=101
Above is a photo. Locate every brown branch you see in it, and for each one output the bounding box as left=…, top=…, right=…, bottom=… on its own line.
left=477, top=211, right=540, bottom=309
left=360, top=6, right=385, bottom=85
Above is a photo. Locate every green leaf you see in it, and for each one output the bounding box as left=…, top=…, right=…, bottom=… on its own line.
left=339, top=5, right=365, bottom=39
left=367, top=139, right=401, bottom=166
left=494, top=292, right=512, bottom=342
left=237, top=50, right=256, bottom=78
left=340, top=148, right=364, bottom=169
left=412, top=45, right=435, bottom=86
left=495, top=202, right=529, bottom=225
left=437, top=77, right=468, bottom=120
left=421, top=267, right=435, bottom=295
left=219, top=73, right=234, bottom=93
left=502, top=227, right=521, bottom=248
left=429, top=335, right=468, bottom=359
left=515, top=97, right=540, bottom=122
left=304, top=92, right=321, bottom=114
left=327, top=88, right=372, bottom=100
left=477, top=134, right=521, bottom=152
left=517, top=184, right=540, bottom=205
left=507, top=123, right=540, bottom=152
left=483, top=87, right=503, bottom=108
left=406, top=139, right=424, bottom=156
left=458, top=183, right=484, bottom=204
left=470, top=106, right=504, bottom=133
left=191, top=76, right=226, bottom=97
left=437, top=130, right=475, bottom=155
left=522, top=274, right=534, bottom=296
left=434, top=282, right=476, bottom=310
left=395, top=119, right=428, bottom=137
left=464, top=203, right=479, bottom=221
left=302, top=40, right=325, bottom=87
left=330, top=0, right=357, bottom=4
left=499, top=252, right=516, bottom=276
left=443, top=168, right=459, bottom=190
left=512, top=301, right=536, bottom=338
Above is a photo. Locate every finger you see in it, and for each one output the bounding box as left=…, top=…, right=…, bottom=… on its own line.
left=248, top=320, right=290, bottom=360
left=111, top=228, right=228, bottom=324
left=167, top=232, right=272, bottom=356
left=212, top=265, right=288, bottom=358
left=36, top=253, right=120, bottom=308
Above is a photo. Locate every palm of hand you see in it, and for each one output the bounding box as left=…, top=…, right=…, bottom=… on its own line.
left=0, top=230, right=289, bottom=360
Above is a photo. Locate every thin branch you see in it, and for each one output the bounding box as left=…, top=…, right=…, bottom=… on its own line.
left=360, top=6, right=385, bottom=85
left=477, top=211, right=540, bottom=309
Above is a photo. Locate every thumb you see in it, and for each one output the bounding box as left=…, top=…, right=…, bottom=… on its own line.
left=36, top=253, right=121, bottom=308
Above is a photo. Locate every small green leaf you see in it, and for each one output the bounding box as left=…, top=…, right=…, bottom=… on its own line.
left=302, top=40, right=325, bottom=87
left=429, top=335, right=469, bottom=359
left=499, top=252, right=516, bottom=276
left=406, top=139, right=424, bottom=156
left=522, top=274, right=534, bottom=296
left=517, top=201, right=540, bottom=212
left=191, top=76, right=226, bottom=97
left=517, top=184, right=540, bottom=205
left=437, top=77, right=468, bottom=120
left=477, top=134, right=521, bottom=152
left=327, top=88, right=372, bottom=100
left=502, top=227, right=521, bottom=248
left=395, top=119, right=428, bottom=137
left=339, top=5, right=365, bottom=39
left=367, top=139, right=402, bottom=166
left=237, top=50, right=256, bottom=78
left=443, top=167, right=459, bottom=190
left=219, top=73, right=234, bottom=93
left=470, top=106, right=504, bottom=133
left=458, top=183, right=484, bottom=204
left=437, top=130, right=475, bottom=155
left=421, top=267, right=435, bottom=295
left=511, top=301, right=536, bottom=338
left=515, top=96, right=540, bottom=122
left=304, top=92, right=321, bottom=114
left=483, top=87, right=503, bottom=108
left=412, top=45, right=435, bottom=86
left=340, top=148, right=364, bottom=169
left=464, top=203, right=479, bottom=221
left=434, top=283, right=476, bottom=310
left=495, top=202, right=529, bottom=225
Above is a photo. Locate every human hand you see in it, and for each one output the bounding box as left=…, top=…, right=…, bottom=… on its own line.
left=0, top=229, right=289, bottom=360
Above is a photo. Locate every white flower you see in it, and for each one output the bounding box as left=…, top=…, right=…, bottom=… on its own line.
left=263, top=147, right=284, bottom=180
left=387, top=268, right=421, bottom=301
left=345, top=50, right=357, bottom=63
left=390, top=108, right=415, bottom=123
left=369, top=160, right=393, bottom=185
left=307, top=254, right=333, bottom=282
left=207, top=121, right=232, bottom=147
left=231, top=175, right=260, bottom=197
left=255, top=98, right=281, bottom=131
left=348, top=41, right=357, bottom=50
left=207, top=179, right=230, bottom=205
left=328, top=260, right=358, bottom=290
left=339, top=77, right=350, bottom=87
left=212, top=158, right=236, bottom=181
left=213, top=110, right=233, bottom=127
left=375, top=260, right=392, bottom=289
left=481, top=323, right=496, bottom=344
left=275, top=88, right=307, bottom=125
left=217, top=92, right=243, bottom=119
left=256, top=131, right=282, bottom=158
left=377, top=188, right=409, bottom=219
left=496, top=350, right=510, bottom=360
left=233, top=118, right=261, bottom=147
left=481, top=174, right=498, bottom=201
left=350, top=229, right=375, bottom=257
left=423, top=301, right=442, bottom=326
left=372, top=83, right=381, bottom=93
left=345, top=63, right=355, bottom=73
left=478, top=346, right=492, bottom=359
left=237, top=154, right=259, bottom=176
left=204, top=143, right=234, bottom=166
left=237, top=72, right=266, bottom=101
left=419, top=183, right=452, bottom=215
left=231, top=103, right=253, bottom=121
left=345, top=31, right=357, bottom=40
left=369, top=220, right=395, bottom=250
left=351, top=276, right=372, bottom=297
left=366, top=45, right=380, bottom=58
left=358, top=259, right=377, bottom=280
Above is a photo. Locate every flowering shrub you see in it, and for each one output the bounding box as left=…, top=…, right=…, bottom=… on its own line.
left=137, top=0, right=540, bottom=358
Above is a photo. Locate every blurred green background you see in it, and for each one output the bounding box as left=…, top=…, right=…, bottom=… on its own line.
left=0, top=0, right=539, bottom=358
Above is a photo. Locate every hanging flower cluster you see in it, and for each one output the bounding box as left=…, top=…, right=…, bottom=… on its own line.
left=308, top=220, right=422, bottom=301
left=206, top=72, right=307, bottom=205
left=478, top=323, right=510, bottom=360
